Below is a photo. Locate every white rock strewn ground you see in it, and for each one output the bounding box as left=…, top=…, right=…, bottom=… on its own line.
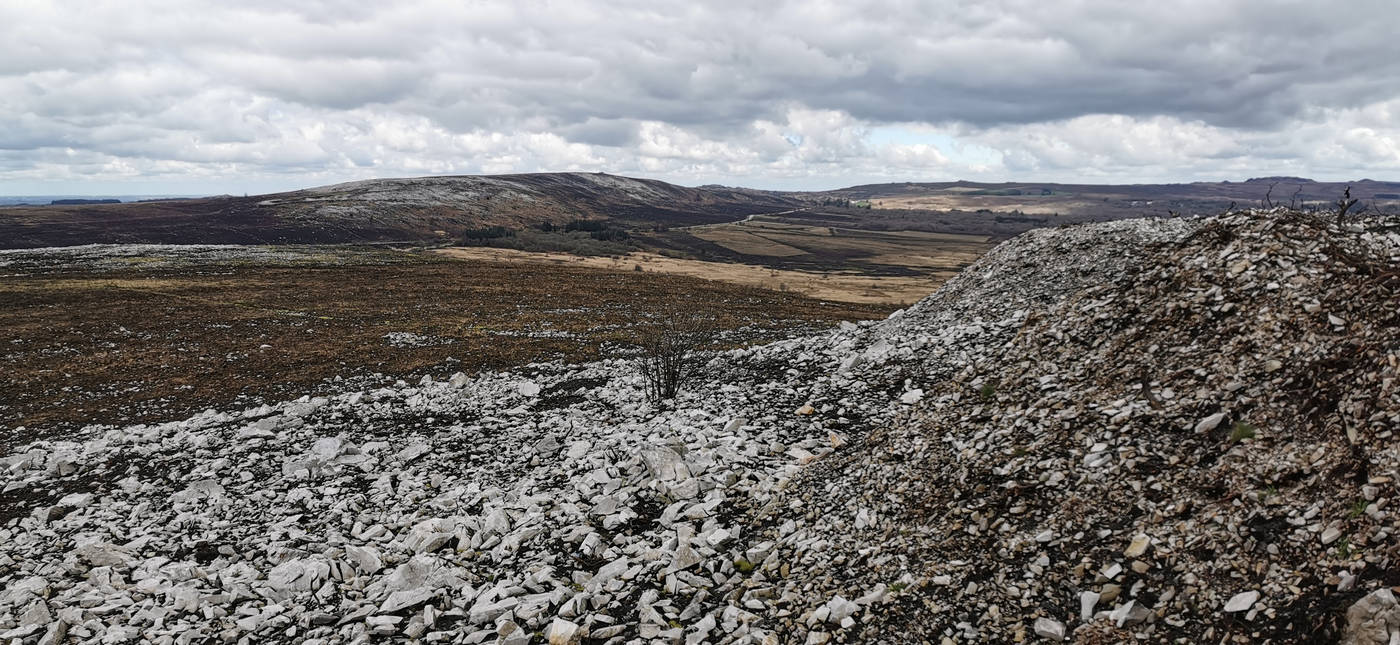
left=1, top=210, right=1397, bottom=644
left=0, top=244, right=402, bottom=274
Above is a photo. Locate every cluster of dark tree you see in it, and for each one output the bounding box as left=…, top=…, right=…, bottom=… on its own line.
left=587, top=228, right=630, bottom=242
left=551, top=219, right=630, bottom=241
left=458, top=226, right=515, bottom=242
left=51, top=199, right=121, bottom=205
left=456, top=222, right=635, bottom=256
left=533, top=219, right=630, bottom=241
left=563, top=219, right=608, bottom=232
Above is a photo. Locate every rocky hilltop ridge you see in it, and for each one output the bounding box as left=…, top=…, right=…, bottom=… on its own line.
left=261, top=172, right=799, bottom=227
left=1, top=210, right=1397, bottom=644
left=0, top=172, right=799, bottom=249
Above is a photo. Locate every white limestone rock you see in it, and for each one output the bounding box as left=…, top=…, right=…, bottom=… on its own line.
left=1033, top=617, right=1065, bottom=641
left=1223, top=590, right=1259, bottom=613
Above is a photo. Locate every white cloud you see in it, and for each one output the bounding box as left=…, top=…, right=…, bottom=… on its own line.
left=1, top=0, right=1399, bottom=193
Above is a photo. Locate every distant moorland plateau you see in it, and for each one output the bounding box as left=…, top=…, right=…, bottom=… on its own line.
left=4, top=173, right=1397, bottom=250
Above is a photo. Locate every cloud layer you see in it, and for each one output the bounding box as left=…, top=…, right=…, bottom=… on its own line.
left=3, top=0, right=1399, bottom=193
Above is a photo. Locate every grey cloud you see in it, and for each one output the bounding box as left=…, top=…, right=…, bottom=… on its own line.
left=206, top=54, right=425, bottom=110
left=1, top=0, right=1399, bottom=191
left=556, top=119, right=641, bottom=148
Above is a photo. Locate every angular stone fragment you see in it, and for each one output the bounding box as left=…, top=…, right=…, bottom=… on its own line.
left=1342, top=589, right=1400, bottom=645
left=74, top=542, right=132, bottom=567
left=641, top=448, right=688, bottom=480
left=1033, top=617, right=1065, bottom=641
left=381, top=589, right=433, bottom=613
left=345, top=545, right=383, bottom=574
left=825, top=595, right=858, bottom=623
left=20, top=600, right=52, bottom=627
left=1080, top=591, right=1100, bottom=621
left=588, top=557, right=630, bottom=591
left=173, top=479, right=225, bottom=501
left=396, top=442, right=431, bottom=464
left=546, top=618, right=586, bottom=645
left=1194, top=412, right=1227, bottom=434
left=37, top=621, right=66, bottom=645
left=1224, top=590, right=1259, bottom=613
left=1110, top=600, right=1151, bottom=627
left=1123, top=534, right=1150, bottom=558
left=266, top=558, right=330, bottom=593
left=669, top=545, right=703, bottom=573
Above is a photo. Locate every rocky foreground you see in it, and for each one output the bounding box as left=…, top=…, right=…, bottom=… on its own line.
left=2, top=210, right=1398, bottom=644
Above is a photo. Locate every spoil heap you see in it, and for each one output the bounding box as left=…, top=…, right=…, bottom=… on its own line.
left=758, top=210, right=1400, bottom=643
left=1, top=210, right=1396, bottom=644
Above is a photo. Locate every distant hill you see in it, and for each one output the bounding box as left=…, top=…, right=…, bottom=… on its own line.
left=800, top=177, right=1400, bottom=219
left=3, top=173, right=1397, bottom=249
left=50, top=198, right=121, bottom=205
left=0, top=173, right=800, bottom=249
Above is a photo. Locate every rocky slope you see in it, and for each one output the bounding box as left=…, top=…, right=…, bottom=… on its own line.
left=262, top=173, right=799, bottom=229
left=751, top=210, right=1400, bottom=643
left=0, top=173, right=799, bottom=249
left=1, top=210, right=1396, bottom=644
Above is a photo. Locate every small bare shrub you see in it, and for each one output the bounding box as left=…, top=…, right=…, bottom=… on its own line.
left=635, top=313, right=716, bottom=405
left=1336, top=186, right=1359, bottom=222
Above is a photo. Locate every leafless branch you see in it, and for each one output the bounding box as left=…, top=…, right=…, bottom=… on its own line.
left=1336, top=186, right=1359, bottom=223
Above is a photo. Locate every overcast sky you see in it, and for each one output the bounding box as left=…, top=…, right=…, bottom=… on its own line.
left=3, top=0, right=1399, bottom=195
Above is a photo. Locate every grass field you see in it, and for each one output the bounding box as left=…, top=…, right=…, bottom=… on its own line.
left=871, top=193, right=1099, bottom=215
left=623, top=217, right=995, bottom=296
left=0, top=251, right=889, bottom=440
left=436, top=246, right=960, bottom=305
left=688, top=219, right=992, bottom=264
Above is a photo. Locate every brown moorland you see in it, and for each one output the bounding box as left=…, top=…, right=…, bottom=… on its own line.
left=0, top=252, right=888, bottom=444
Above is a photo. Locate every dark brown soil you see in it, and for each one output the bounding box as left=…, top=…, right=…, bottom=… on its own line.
left=0, top=255, right=889, bottom=445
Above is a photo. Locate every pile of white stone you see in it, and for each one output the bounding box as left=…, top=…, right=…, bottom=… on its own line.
left=0, top=302, right=918, bottom=643
left=740, top=210, right=1400, bottom=643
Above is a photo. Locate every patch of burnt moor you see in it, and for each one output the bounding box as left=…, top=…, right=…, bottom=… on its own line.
left=0, top=254, right=890, bottom=443
left=534, top=377, right=609, bottom=412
